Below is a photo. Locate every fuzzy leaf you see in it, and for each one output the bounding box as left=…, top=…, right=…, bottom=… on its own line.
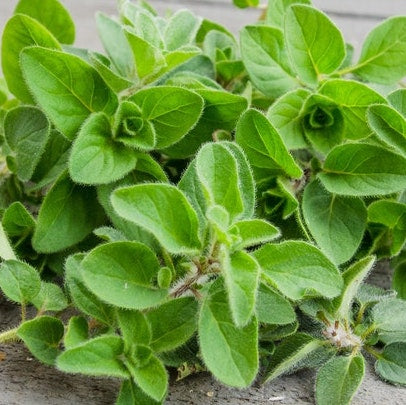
left=236, top=109, right=302, bottom=179
left=375, top=342, right=406, bottom=385
left=129, top=86, right=203, bottom=149
left=18, top=316, right=64, bottom=365
left=221, top=249, right=260, bottom=327
left=0, top=259, right=41, bottom=304
left=81, top=242, right=167, bottom=310
left=318, top=143, right=406, bottom=196
left=285, top=5, right=345, bottom=85
left=303, top=180, right=367, bottom=264
left=116, top=379, right=161, bottom=405
left=266, top=0, right=311, bottom=28
left=64, top=316, right=89, bottom=350
left=373, top=298, right=406, bottom=343
left=267, top=88, right=311, bottom=149
left=146, top=297, right=198, bottom=353
left=14, top=0, right=75, bottom=44
left=112, top=184, right=202, bottom=254
left=1, top=14, right=60, bottom=103
left=117, top=309, right=151, bottom=351
left=353, top=17, right=406, bottom=84
left=164, top=10, right=201, bottom=51
left=2, top=201, right=35, bottom=237
left=393, top=260, right=406, bottom=300
left=20, top=47, right=118, bottom=140
left=229, top=219, right=280, bottom=249
left=69, top=113, right=138, bottom=185
left=388, top=89, right=406, bottom=117
left=367, top=104, right=406, bottom=157
left=254, top=241, right=343, bottom=300
left=333, top=256, right=375, bottom=320
left=65, top=254, right=115, bottom=325
left=316, top=355, right=365, bottom=405
left=264, top=333, right=328, bottom=383
left=31, top=282, right=68, bottom=312
left=319, top=79, right=385, bottom=140
left=57, top=335, right=129, bottom=378
left=32, top=171, right=105, bottom=253
left=240, top=25, right=298, bottom=98
left=199, top=281, right=258, bottom=388
left=4, top=106, right=50, bottom=181
left=256, top=283, right=296, bottom=325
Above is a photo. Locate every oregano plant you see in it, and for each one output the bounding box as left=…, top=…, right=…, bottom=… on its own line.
left=0, top=0, right=405, bottom=404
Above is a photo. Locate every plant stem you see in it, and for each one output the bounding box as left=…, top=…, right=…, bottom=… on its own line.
left=0, top=222, right=16, bottom=261
left=361, top=323, right=377, bottom=340
left=364, top=345, right=383, bottom=360
left=0, top=327, right=19, bottom=344
left=161, top=248, right=176, bottom=276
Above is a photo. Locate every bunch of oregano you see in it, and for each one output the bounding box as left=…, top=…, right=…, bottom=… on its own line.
left=0, top=0, right=405, bottom=403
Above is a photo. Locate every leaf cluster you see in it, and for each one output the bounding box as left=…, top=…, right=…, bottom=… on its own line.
left=0, top=0, right=405, bottom=404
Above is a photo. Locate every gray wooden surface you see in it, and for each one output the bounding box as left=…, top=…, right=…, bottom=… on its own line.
left=1, top=1, right=406, bottom=404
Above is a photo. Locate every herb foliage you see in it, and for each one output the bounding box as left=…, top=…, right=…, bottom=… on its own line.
left=0, top=0, right=406, bottom=404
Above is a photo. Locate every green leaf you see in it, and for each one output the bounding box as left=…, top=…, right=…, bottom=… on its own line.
left=117, top=309, right=151, bottom=351
left=20, top=46, right=118, bottom=140
left=0, top=259, right=41, bottom=304
left=229, top=219, right=280, bottom=249
left=388, top=89, right=406, bottom=117
left=256, top=283, right=296, bottom=325
left=64, top=316, right=89, bottom=350
left=18, top=316, right=64, bottom=365
left=318, top=143, right=406, bottom=196
left=14, top=0, right=75, bottom=44
left=4, top=106, right=50, bottom=181
left=30, top=129, right=71, bottom=190
left=196, top=142, right=245, bottom=221
left=96, top=12, right=135, bottom=79
left=240, top=25, right=298, bottom=98
left=146, top=297, right=198, bottom=353
left=1, top=14, right=60, bottom=103
left=164, top=10, right=201, bottom=51
left=129, top=86, right=204, bottom=149
left=367, top=104, right=406, bottom=157
left=373, top=298, right=406, bottom=344
left=353, top=17, right=406, bottom=85
left=31, top=282, right=68, bottom=312
left=2, top=201, right=35, bottom=237
left=393, top=260, right=406, bottom=300
left=264, top=333, right=329, bottom=383
left=253, top=241, right=343, bottom=300
left=221, top=249, right=260, bottom=327
left=81, top=241, right=167, bottom=310
left=199, top=281, right=258, bottom=387
left=236, top=109, right=302, bottom=179
left=69, top=113, right=138, bottom=185
left=116, top=379, right=161, bottom=405
left=65, top=254, right=115, bottom=325
left=32, top=171, right=105, bottom=253
left=319, top=79, right=386, bottom=140
left=375, top=342, right=406, bottom=385
left=112, top=184, right=202, bottom=255
left=285, top=5, right=346, bottom=86
left=233, top=0, right=259, bottom=8
left=163, top=89, right=247, bottom=158
left=266, top=0, right=311, bottom=28
left=333, top=256, right=375, bottom=320
left=316, top=355, right=365, bottom=405
left=303, top=180, right=367, bottom=264
left=125, top=29, right=164, bottom=81
left=130, top=355, right=168, bottom=402
left=301, top=94, right=344, bottom=154
left=368, top=200, right=406, bottom=256
left=267, top=88, right=311, bottom=149
left=57, top=335, right=129, bottom=378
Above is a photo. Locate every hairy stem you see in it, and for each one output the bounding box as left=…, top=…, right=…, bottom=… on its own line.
left=0, top=327, right=19, bottom=344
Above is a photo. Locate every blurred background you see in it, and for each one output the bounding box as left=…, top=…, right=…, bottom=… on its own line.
left=1, top=0, right=406, bottom=56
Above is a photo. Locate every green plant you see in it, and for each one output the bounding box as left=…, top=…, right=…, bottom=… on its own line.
left=0, top=0, right=406, bottom=403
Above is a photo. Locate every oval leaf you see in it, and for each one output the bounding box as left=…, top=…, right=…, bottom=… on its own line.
left=81, top=241, right=167, bottom=309
left=112, top=184, right=202, bottom=254
left=253, top=241, right=343, bottom=300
